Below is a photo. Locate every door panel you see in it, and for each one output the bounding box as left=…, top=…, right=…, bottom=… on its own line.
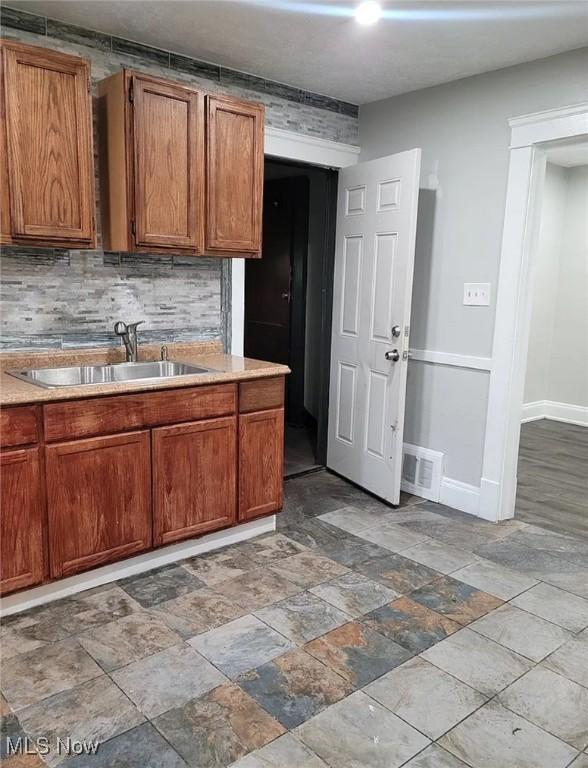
left=327, top=149, right=421, bottom=504
left=239, top=409, right=284, bottom=520
left=206, top=95, right=264, bottom=253
left=3, top=42, right=95, bottom=243
left=47, top=431, right=151, bottom=578
left=133, top=74, right=204, bottom=250
left=153, top=416, right=237, bottom=545
left=0, top=447, right=45, bottom=595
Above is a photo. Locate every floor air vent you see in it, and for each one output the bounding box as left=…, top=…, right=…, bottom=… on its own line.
left=401, top=443, right=444, bottom=502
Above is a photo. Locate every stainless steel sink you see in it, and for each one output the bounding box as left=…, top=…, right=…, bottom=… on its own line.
left=7, top=360, right=214, bottom=389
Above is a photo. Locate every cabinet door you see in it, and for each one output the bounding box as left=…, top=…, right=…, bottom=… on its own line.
left=0, top=447, right=45, bottom=595
left=0, top=49, right=12, bottom=245
left=132, top=74, right=204, bottom=251
left=2, top=42, right=95, bottom=244
left=239, top=409, right=284, bottom=521
left=46, top=431, right=151, bottom=578
left=206, top=95, right=264, bottom=254
left=153, top=416, right=237, bottom=545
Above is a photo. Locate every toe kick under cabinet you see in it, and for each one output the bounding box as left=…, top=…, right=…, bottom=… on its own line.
left=0, top=377, right=285, bottom=595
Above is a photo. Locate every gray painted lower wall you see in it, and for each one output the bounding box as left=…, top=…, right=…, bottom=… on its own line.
left=359, top=47, right=588, bottom=486
left=0, top=7, right=358, bottom=351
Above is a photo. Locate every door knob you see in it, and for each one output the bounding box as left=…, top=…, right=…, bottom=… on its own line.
left=385, top=349, right=400, bottom=362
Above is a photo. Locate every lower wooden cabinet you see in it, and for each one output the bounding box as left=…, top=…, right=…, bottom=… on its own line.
left=0, top=378, right=285, bottom=592
left=239, top=408, right=284, bottom=521
left=153, top=416, right=237, bottom=545
left=46, top=431, right=152, bottom=578
left=0, top=447, right=45, bottom=595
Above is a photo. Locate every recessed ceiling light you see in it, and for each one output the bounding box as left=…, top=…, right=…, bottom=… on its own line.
left=355, top=1, right=382, bottom=25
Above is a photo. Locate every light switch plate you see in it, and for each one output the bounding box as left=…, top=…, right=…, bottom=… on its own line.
left=464, top=283, right=491, bottom=306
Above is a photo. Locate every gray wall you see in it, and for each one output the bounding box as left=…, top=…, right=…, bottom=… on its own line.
left=359, top=47, right=588, bottom=485
left=0, top=6, right=358, bottom=350
left=525, top=163, right=588, bottom=409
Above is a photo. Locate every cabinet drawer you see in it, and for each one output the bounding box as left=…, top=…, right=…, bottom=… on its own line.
left=239, top=377, right=284, bottom=413
left=0, top=405, right=40, bottom=448
left=44, top=383, right=237, bottom=442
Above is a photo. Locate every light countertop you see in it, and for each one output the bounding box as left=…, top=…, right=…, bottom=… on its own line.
left=0, top=341, right=289, bottom=406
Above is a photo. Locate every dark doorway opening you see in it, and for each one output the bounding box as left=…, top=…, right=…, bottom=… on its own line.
left=245, top=158, right=338, bottom=477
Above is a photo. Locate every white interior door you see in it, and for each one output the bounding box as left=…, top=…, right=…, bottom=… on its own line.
left=327, top=148, right=421, bottom=504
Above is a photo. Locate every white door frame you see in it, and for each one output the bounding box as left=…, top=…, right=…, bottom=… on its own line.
left=479, top=102, right=588, bottom=522
left=230, top=127, right=360, bottom=356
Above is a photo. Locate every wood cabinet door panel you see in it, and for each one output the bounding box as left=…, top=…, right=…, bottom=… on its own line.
left=2, top=42, right=95, bottom=243
left=206, top=95, right=264, bottom=253
left=239, top=408, right=283, bottom=521
left=153, top=416, right=237, bottom=545
left=46, top=431, right=151, bottom=578
left=133, top=74, right=204, bottom=251
left=0, top=447, right=45, bottom=595
left=0, top=405, right=40, bottom=449
left=0, top=49, right=12, bottom=244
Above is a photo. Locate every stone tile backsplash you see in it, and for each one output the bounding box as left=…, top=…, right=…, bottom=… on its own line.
left=0, top=6, right=359, bottom=350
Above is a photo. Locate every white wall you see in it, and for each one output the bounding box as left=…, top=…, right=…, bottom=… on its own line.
left=359, top=47, right=588, bottom=486
left=525, top=163, right=588, bottom=415
left=524, top=163, right=569, bottom=406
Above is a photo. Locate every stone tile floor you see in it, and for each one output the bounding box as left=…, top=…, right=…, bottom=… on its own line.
left=1, top=470, right=588, bottom=767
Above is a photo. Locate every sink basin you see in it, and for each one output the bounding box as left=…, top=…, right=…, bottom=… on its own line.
left=7, top=360, right=214, bottom=389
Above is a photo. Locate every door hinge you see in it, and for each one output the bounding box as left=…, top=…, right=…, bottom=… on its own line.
left=128, top=80, right=134, bottom=103
left=131, top=219, right=136, bottom=236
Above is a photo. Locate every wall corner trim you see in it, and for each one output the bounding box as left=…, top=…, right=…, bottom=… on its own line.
left=439, top=476, right=482, bottom=518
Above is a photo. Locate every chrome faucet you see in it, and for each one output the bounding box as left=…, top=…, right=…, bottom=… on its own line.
left=114, top=320, right=144, bottom=363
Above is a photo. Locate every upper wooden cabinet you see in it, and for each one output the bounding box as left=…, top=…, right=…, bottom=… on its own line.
left=206, top=95, right=264, bottom=256
left=98, top=70, right=264, bottom=257
left=98, top=70, right=205, bottom=253
left=0, top=41, right=95, bottom=248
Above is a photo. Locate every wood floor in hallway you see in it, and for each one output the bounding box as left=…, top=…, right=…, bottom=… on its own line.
left=516, top=419, right=588, bottom=539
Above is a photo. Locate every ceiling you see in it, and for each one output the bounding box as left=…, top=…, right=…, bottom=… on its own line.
left=10, top=0, right=588, bottom=104
left=546, top=140, right=588, bottom=167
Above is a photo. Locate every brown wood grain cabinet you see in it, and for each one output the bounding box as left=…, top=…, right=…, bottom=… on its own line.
left=98, top=71, right=264, bottom=257
left=0, top=447, right=45, bottom=595
left=46, top=431, right=152, bottom=578
left=206, top=95, right=264, bottom=255
left=0, top=41, right=95, bottom=248
left=0, top=375, right=285, bottom=593
left=153, top=416, right=237, bottom=545
left=239, top=408, right=284, bottom=521
left=97, top=70, right=205, bottom=253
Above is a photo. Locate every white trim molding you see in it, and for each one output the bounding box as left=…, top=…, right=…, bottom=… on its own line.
left=265, top=126, right=360, bottom=168
left=480, top=102, right=588, bottom=522
left=0, top=516, right=276, bottom=617
left=409, top=349, right=492, bottom=372
left=522, top=401, right=588, bottom=427
left=440, top=477, right=485, bottom=519
left=509, top=102, right=588, bottom=149
left=230, top=127, right=360, bottom=356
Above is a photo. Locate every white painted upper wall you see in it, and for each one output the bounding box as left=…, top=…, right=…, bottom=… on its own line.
left=546, top=165, right=588, bottom=408
left=524, top=162, right=569, bottom=405
left=358, top=47, right=588, bottom=486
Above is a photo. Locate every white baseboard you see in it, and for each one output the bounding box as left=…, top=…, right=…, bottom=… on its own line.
left=0, top=516, right=276, bottom=618
left=440, top=477, right=482, bottom=518
left=522, top=400, right=588, bottom=426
